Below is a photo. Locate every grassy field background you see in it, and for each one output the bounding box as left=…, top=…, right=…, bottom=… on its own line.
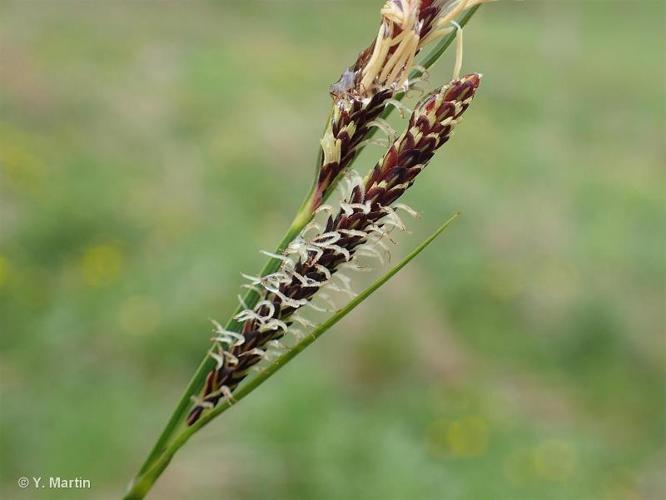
left=1, top=1, right=664, bottom=499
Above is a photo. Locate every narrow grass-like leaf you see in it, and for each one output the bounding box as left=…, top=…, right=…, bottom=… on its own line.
left=124, top=213, right=459, bottom=500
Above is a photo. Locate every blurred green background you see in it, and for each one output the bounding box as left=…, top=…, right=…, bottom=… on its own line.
left=1, top=1, right=664, bottom=499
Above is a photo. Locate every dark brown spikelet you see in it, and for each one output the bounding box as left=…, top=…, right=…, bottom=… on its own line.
left=313, top=89, right=393, bottom=209
left=186, top=73, right=481, bottom=426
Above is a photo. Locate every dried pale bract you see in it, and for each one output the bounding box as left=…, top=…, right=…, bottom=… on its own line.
left=331, top=0, right=488, bottom=99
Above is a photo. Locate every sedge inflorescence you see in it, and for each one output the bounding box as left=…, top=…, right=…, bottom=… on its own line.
left=123, top=2, right=493, bottom=498
left=187, top=70, right=481, bottom=425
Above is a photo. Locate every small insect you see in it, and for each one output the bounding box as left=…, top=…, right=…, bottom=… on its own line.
left=329, top=68, right=359, bottom=99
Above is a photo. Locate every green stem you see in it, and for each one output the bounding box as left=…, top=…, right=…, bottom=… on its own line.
left=129, top=3, right=481, bottom=488
left=135, top=201, right=311, bottom=476
left=124, top=213, right=459, bottom=500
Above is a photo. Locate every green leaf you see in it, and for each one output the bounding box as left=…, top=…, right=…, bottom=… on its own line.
left=123, top=212, right=460, bottom=500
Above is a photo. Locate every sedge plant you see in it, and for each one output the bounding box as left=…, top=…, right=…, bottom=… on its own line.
left=124, top=1, right=490, bottom=498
